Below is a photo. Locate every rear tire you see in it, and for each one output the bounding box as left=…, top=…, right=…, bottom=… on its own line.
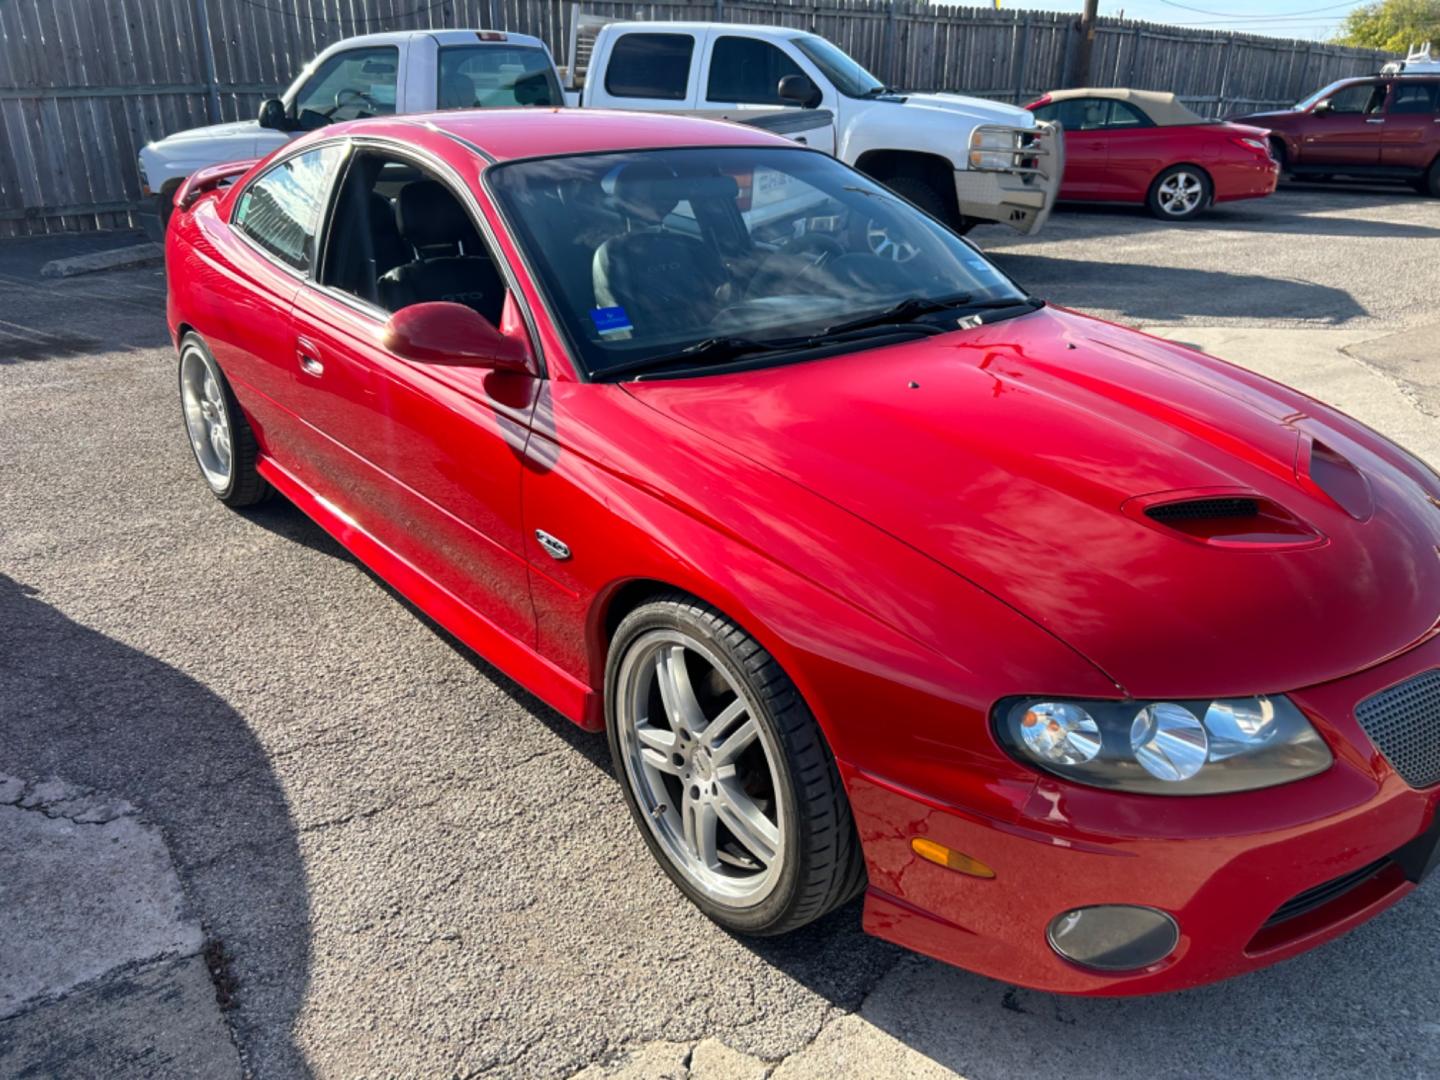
left=1146, top=165, right=1212, bottom=221
left=606, top=594, right=866, bottom=936
left=178, top=333, right=269, bottom=508
left=1423, top=158, right=1440, bottom=198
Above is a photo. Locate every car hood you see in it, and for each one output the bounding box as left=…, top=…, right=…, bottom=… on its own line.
left=147, top=119, right=290, bottom=162
left=624, top=306, right=1440, bottom=698
left=890, top=92, right=1037, bottom=129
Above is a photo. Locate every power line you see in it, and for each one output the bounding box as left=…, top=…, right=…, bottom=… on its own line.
left=1156, top=0, right=1365, bottom=17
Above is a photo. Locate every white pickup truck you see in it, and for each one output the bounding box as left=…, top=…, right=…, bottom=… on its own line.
left=568, top=20, right=1060, bottom=237
left=137, top=29, right=564, bottom=235
left=138, top=23, right=1060, bottom=239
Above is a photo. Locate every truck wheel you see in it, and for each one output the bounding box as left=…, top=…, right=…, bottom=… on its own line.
left=887, top=173, right=972, bottom=235
left=158, top=186, right=178, bottom=232
left=1146, top=165, right=1212, bottom=221
left=1269, top=139, right=1288, bottom=177
left=606, top=594, right=866, bottom=936
left=1423, top=159, right=1440, bottom=198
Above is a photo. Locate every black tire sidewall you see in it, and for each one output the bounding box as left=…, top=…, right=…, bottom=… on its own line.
left=178, top=334, right=240, bottom=502
left=605, top=601, right=807, bottom=935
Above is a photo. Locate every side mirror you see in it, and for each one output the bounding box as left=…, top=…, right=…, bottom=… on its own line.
left=778, top=74, right=822, bottom=109
left=382, top=302, right=532, bottom=371
left=1313, top=99, right=1333, bottom=115
left=257, top=98, right=289, bottom=131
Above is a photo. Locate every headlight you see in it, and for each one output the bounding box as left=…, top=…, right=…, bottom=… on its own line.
left=995, top=695, right=1331, bottom=795
left=969, top=128, right=1021, bottom=171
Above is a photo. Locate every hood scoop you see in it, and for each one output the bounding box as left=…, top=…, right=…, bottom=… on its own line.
left=1126, top=490, right=1324, bottom=550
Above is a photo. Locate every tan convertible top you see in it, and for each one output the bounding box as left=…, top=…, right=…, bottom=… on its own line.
left=1043, top=87, right=1209, bottom=127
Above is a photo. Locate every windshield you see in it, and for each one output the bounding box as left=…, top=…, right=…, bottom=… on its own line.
left=1294, top=79, right=1354, bottom=111
left=487, top=147, right=1030, bottom=379
left=791, top=35, right=886, bottom=97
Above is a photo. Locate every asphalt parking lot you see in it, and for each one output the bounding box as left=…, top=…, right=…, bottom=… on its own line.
left=3, top=181, right=1440, bottom=1079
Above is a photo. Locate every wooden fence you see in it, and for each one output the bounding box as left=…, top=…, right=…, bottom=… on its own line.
left=0, top=0, right=1391, bottom=238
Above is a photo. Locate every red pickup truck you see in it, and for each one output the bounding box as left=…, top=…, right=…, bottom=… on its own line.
left=1232, top=53, right=1440, bottom=196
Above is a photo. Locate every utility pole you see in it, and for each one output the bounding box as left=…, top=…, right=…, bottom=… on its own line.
left=1071, top=0, right=1099, bottom=87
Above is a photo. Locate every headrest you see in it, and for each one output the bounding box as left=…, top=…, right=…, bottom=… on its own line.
left=396, top=180, right=477, bottom=250
left=610, top=160, right=684, bottom=224
left=367, top=193, right=399, bottom=236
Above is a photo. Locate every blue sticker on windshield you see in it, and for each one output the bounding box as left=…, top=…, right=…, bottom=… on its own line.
left=590, top=306, right=634, bottom=336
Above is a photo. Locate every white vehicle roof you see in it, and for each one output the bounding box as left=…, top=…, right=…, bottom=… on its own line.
left=1381, top=43, right=1440, bottom=76
left=599, top=21, right=821, bottom=40
left=313, top=28, right=547, bottom=49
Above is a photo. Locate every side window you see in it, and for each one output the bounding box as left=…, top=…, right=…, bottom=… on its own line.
left=1389, top=82, right=1438, bottom=114
left=437, top=45, right=562, bottom=109
left=319, top=152, right=507, bottom=325
left=706, top=37, right=804, bottom=105
left=292, top=47, right=400, bottom=125
left=233, top=145, right=345, bottom=272
left=1325, top=82, right=1384, bottom=114
left=603, top=33, right=694, bottom=100
left=1105, top=101, right=1150, bottom=129
left=1029, top=102, right=1059, bottom=124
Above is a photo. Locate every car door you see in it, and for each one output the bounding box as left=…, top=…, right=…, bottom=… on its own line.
left=219, top=142, right=348, bottom=461
left=1033, top=98, right=1111, bottom=199
left=1381, top=80, right=1440, bottom=171
left=285, top=145, right=540, bottom=645
left=695, top=35, right=838, bottom=155
left=1301, top=80, right=1387, bottom=167
left=1097, top=100, right=1175, bottom=200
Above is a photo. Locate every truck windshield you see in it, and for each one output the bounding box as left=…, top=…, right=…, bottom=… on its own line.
left=791, top=34, right=886, bottom=97
left=487, top=146, right=1032, bottom=379
left=437, top=45, right=563, bottom=108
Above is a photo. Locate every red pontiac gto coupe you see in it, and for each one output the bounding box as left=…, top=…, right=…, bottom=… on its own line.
left=168, top=109, right=1440, bottom=995
left=1026, top=88, right=1278, bottom=219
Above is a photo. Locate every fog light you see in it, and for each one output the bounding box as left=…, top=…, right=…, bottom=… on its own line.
left=1047, top=905, right=1179, bottom=972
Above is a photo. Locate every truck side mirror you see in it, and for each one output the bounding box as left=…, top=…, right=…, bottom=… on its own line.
left=778, top=74, right=822, bottom=109
left=257, top=98, right=289, bottom=131
left=1313, top=99, right=1333, bottom=115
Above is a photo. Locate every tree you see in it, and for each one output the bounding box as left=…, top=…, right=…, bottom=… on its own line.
left=1334, top=0, right=1440, bottom=53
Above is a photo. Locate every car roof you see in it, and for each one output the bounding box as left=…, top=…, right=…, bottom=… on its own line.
left=600, top=21, right=811, bottom=37
left=324, top=28, right=547, bottom=49
left=1042, top=87, right=1208, bottom=126
left=342, top=108, right=789, bottom=162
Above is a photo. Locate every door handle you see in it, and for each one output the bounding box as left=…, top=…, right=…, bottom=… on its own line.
left=794, top=135, right=808, bottom=144
left=1365, top=117, right=1385, bottom=124
left=297, top=338, right=323, bottom=377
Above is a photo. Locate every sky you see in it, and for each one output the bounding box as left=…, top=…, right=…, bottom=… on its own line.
left=979, top=0, right=1374, bottom=41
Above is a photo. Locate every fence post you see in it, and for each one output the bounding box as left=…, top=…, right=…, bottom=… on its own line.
left=883, top=1, right=898, bottom=88
left=191, top=0, right=222, bottom=123
left=1216, top=35, right=1235, bottom=116
left=1013, top=14, right=1031, bottom=104
left=714, top=0, right=724, bottom=21
left=1126, top=25, right=1141, bottom=85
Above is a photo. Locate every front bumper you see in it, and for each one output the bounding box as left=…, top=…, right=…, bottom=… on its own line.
left=846, top=630, right=1440, bottom=995
left=954, top=120, right=1064, bottom=236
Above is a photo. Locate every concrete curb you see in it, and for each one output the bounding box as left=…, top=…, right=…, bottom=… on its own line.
left=40, top=243, right=162, bottom=279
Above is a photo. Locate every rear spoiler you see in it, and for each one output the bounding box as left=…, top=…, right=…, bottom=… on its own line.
left=174, top=158, right=258, bottom=212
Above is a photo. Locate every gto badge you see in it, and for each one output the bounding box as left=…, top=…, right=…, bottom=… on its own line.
left=535, top=530, right=571, bottom=561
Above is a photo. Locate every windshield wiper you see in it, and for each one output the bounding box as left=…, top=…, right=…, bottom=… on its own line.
left=815, top=293, right=974, bottom=337
left=600, top=335, right=800, bottom=379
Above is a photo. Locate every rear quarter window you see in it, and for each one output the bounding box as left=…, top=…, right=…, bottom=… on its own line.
left=233, top=145, right=345, bottom=272
left=604, top=33, right=694, bottom=100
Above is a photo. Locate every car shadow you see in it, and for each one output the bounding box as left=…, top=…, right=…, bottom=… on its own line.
left=987, top=252, right=1366, bottom=324
left=0, top=573, right=313, bottom=1078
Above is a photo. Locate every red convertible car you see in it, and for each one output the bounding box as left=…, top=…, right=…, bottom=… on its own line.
left=1027, top=88, right=1278, bottom=219
left=168, top=109, right=1440, bottom=995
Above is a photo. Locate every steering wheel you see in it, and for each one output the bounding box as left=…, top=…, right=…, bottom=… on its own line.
left=334, top=87, right=380, bottom=114
left=743, top=233, right=846, bottom=300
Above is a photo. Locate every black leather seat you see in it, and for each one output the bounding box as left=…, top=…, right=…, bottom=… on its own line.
left=591, top=161, right=730, bottom=336
left=368, top=193, right=407, bottom=279
left=379, top=180, right=503, bottom=322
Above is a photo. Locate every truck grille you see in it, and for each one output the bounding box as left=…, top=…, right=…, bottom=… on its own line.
left=1354, top=669, right=1440, bottom=789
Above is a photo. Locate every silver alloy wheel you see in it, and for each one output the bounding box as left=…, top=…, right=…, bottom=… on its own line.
left=615, top=629, right=787, bottom=906
left=180, top=345, right=233, bottom=492
left=865, top=218, right=920, bottom=262
left=1156, top=170, right=1204, bottom=216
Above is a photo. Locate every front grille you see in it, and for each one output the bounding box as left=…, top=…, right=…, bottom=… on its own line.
left=1354, top=669, right=1440, bottom=788
left=1146, top=497, right=1258, bottom=523
left=1262, top=858, right=1389, bottom=928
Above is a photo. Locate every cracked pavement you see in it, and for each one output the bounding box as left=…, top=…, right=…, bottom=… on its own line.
left=2, top=181, right=1439, bottom=1078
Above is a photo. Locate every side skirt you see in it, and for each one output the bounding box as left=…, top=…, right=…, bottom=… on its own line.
left=256, top=455, right=602, bottom=732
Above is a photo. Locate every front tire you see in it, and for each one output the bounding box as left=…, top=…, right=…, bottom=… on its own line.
left=1146, top=165, right=1212, bottom=221
left=606, top=595, right=865, bottom=936
left=178, top=333, right=269, bottom=507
